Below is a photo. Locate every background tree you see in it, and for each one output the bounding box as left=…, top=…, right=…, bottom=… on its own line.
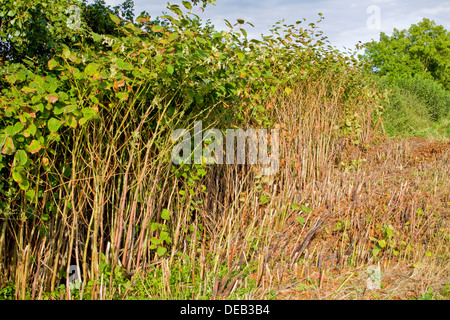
left=361, top=18, right=450, bottom=136
left=362, top=18, right=450, bottom=90
left=0, top=0, right=138, bottom=65
left=0, top=0, right=82, bottom=64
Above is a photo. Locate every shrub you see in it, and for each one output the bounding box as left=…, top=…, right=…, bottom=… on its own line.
left=377, top=77, right=450, bottom=136
left=0, top=0, right=383, bottom=298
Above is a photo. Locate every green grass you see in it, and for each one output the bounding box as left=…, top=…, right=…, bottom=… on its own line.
left=379, top=77, right=450, bottom=138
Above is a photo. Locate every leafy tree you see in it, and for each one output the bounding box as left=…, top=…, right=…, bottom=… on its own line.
left=0, top=0, right=84, bottom=64
left=361, top=18, right=450, bottom=90
left=81, top=0, right=135, bottom=35
left=0, top=0, right=137, bottom=65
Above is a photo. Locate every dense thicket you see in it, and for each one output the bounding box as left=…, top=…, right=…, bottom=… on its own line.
left=0, top=0, right=390, bottom=299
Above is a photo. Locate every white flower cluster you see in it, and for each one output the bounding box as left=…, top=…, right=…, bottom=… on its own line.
left=110, top=56, right=117, bottom=79
left=102, top=36, right=116, bottom=47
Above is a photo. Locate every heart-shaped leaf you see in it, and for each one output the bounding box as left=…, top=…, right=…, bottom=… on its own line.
left=166, top=64, right=174, bottom=75
left=48, top=59, right=59, bottom=70
left=85, top=63, right=99, bottom=76
left=15, top=150, right=28, bottom=166
left=161, top=209, right=170, bottom=220
left=28, top=139, right=42, bottom=154
left=157, top=246, right=167, bottom=256
left=2, top=137, right=15, bottom=155
left=48, top=118, right=62, bottom=133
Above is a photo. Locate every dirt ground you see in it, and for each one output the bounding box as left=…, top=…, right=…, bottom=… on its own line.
left=249, top=137, right=450, bottom=300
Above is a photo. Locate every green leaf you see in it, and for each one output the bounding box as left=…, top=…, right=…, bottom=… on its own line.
left=296, top=216, right=306, bottom=226
left=334, top=221, right=343, bottom=231
left=300, top=205, right=312, bottom=214
left=224, top=19, right=232, bottom=28
left=85, top=63, right=99, bottom=76
left=12, top=169, right=24, bottom=183
left=378, top=240, right=386, bottom=248
left=28, top=140, right=42, bottom=154
left=48, top=118, right=62, bottom=133
left=109, top=13, right=121, bottom=24
left=90, top=95, right=99, bottom=104
left=48, top=59, right=59, bottom=70
left=13, top=122, right=24, bottom=135
left=0, top=133, right=7, bottom=150
left=237, top=52, right=244, bottom=60
left=15, top=150, right=28, bottom=166
left=2, top=137, right=15, bottom=155
left=386, top=227, right=394, bottom=237
left=26, top=189, right=36, bottom=203
left=166, top=64, right=174, bottom=75
left=237, top=19, right=245, bottom=24
left=19, top=179, right=30, bottom=191
left=150, top=237, right=161, bottom=245
left=372, top=246, right=380, bottom=257
left=116, top=58, right=133, bottom=71
left=157, top=246, right=167, bottom=256
left=45, top=94, right=59, bottom=104
left=182, top=1, right=192, bottom=10
left=160, top=231, right=169, bottom=241
left=151, top=25, right=164, bottom=33
left=116, top=92, right=129, bottom=101
left=169, top=5, right=183, bottom=16
left=260, top=194, right=269, bottom=204
left=21, top=87, right=36, bottom=94
left=196, top=66, right=207, bottom=74
left=136, top=15, right=148, bottom=24
left=81, top=107, right=98, bottom=119
left=161, top=209, right=170, bottom=220
left=66, top=117, right=77, bottom=128
left=5, top=74, right=16, bottom=84
left=91, top=32, right=103, bottom=42
left=62, top=47, right=71, bottom=59
left=290, top=203, right=300, bottom=210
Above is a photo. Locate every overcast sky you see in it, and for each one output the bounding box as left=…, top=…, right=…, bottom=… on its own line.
left=103, top=0, right=450, bottom=51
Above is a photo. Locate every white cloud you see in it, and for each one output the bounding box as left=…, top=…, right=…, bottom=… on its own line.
left=420, top=6, right=450, bottom=15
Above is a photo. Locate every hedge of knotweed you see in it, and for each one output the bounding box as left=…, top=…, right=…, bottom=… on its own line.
left=0, top=1, right=383, bottom=294
left=0, top=6, right=377, bottom=211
